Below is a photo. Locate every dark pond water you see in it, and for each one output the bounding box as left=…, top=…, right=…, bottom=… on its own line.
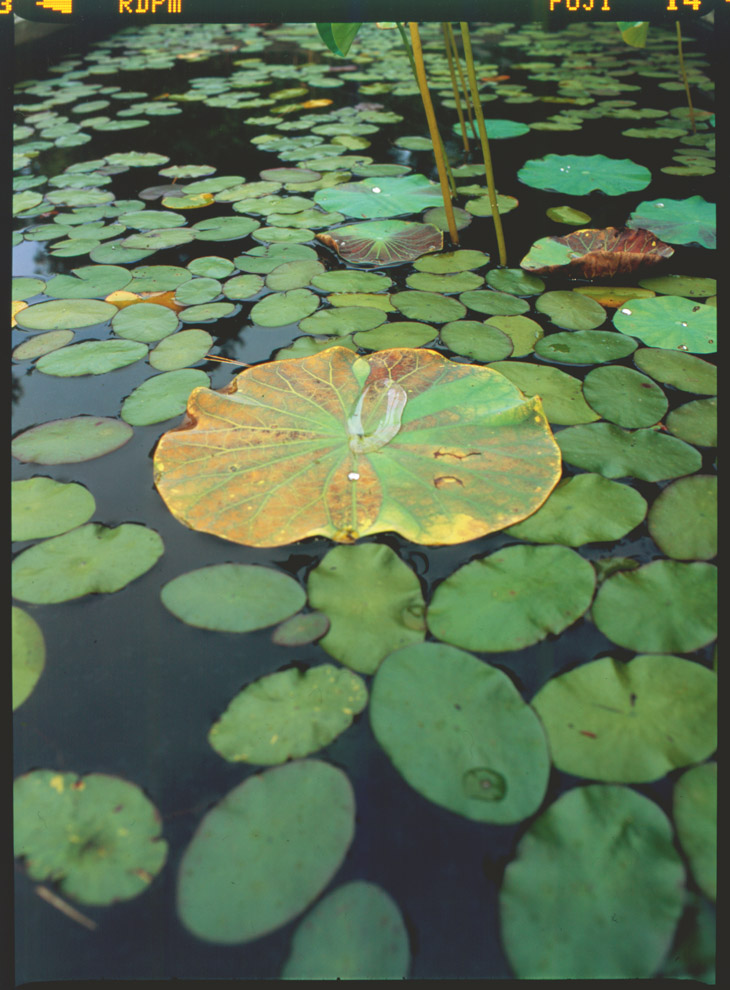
left=12, top=17, right=717, bottom=983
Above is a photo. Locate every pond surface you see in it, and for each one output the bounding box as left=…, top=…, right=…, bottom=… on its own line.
left=12, top=19, right=717, bottom=982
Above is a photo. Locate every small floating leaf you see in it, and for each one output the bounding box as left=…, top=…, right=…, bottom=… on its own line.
left=613, top=296, right=716, bottom=353
left=12, top=477, right=96, bottom=542
left=626, top=195, right=715, bottom=249
left=557, top=422, right=702, bottom=481
left=15, top=299, right=117, bottom=331
left=121, top=370, right=210, bottom=426
left=582, top=366, right=668, bottom=427
left=12, top=417, right=133, bottom=465
left=647, top=476, right=717, bottom=560
left=673, top=763, right=716, bottom=901
left=12, top=607, right=45, bottom=711
left=36, top=339, right=148, bottom=377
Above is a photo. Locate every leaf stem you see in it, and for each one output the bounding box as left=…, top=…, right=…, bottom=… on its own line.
left=675, top=20, right=696, bottom=135
left=443, top=22, right=470, bottom=154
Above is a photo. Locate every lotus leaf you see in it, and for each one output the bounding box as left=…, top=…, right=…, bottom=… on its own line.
left=483, top=315, right=543, bottom=356
left=371, top=642, right=550, bottom=822
left=153, top=347, right=561, bottom=547
left=208, top=663, right=367, bottom=764
left=12, top=607, right=45, bottom=711
left=36, top=339, right=148, bottom=377
left=626, top=195, right=715, bottom=249
left=612, top=296, right=716, bottom=353
left=13, top=330, right=75, bottom=362
left=317, top=220, right=442, bottom=267
left=535, top=291, right=606, bottom=331
left=44, top=265, right=132, bottom=298
left=12, top=417, right=133, bottom=465
left=428, top=544, right=595, bottom=653
left=149, top=330, right=214, bottom=371
left=160, top=563, right=305, bottom=633
left=647, top=476, right=717, bottom=561
left=592, top=560, right=717, bottom=654
left=535, top=329, right=637, bottom=365
left=314, top=175, right=442, bottom=219
left=632, top=348, right=716, bottom=395
left=281, top=881, right=410, bottom=979
left=506, top=473, right=646, bottom=545
left=487, top=362, right=599, bottom=426
left=15, top=299, right=117, bottom=332
left=499, top=785, right=685, bottom=978
left=440, top=321, right=513, bottom=363
left=485, top=268, right=544, bottom=296
left=673, top=763, right=716, bottom=901
left=12, top=523, right=164, bottom=604
left=666, top=397, right=716, bottom=447
left=517, top=154, right=652, bottom=195
left=176, top=760, right=355, bottom=944
left=12, top=477, right=96, bottom=542
left=582, top=366, right=668, bottom=427
left=13, top=770, right=167, bottom=905
left=520, top=227, right=674, bottom=279
left=532, top=654, right=717, bottom=783
left=121, top=370, right=210, bottom=426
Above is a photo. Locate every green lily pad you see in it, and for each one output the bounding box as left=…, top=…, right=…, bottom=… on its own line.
left=459, top=290, right=529, bottom=316
left=36, top=339, right=148, bottom=377
left=12, top=416, right=133, bottom=465
left=160, top=563, right=305, bottom=633
left=12, top=276, right=46, bottom=300
left=427, top=545, right=595, bottom=653
left=422, top=205, right=473, bottom=231
left=613, top=296, right=716, bottom=353
left=187, top=256, right=236, bottom=279
left=44, top=265, right=132, bottom=299
left=488, top=362, right=599, bottom=426
left=370, top=642, right=550, bottom=823
left=352, top=322, right=437, bottom=350
left=281, top=881, right=410, bottom=979
left=406, top=271, right=483, bottom=294
left=13, top=769, right=167, bottom=905
left=89, top=240, right=155, bottom=264
left=12, top=607, right=45, bottom=711
left=121, top=370, right=210, bottom=426
left=208, top=663, right=367, bottom=764
left=518, top=154, right=652, bottom=195
left=159, top=163, right=215, bottom=178
left=12, top=477, right=96, bottom=542
left=192, top=216, right=261, bottom=240
left=127, top=265, right=192, bottom=292
left=178, top=302, right=236, bottom=323
left=413, top=249, right=489, bottom=274
left=546, top=205, right=592, bottom=224
left=307, top=544, right=425, bottom=675
left=271, top=611, right=330, bottom=646
left=121, top=228, right=197, bottom=251
left=250, top=288, right=320, bottom=327
left=273, top=335, right=357, bottom=361
left=176, top=760, right=355, bottom=944
left=13, top=330, right=75, bottom=362
left=311, top=270, right=392, bottom=293
left=439, top=321, right=513, bottom=363
left=314, top=174, right=442, bottom=219
left=666, top=397, right=716, bottom=447
left=483, top=315, right=543, bottom=356
left=251, top=225, right=315, bottom=244
left=298, top=305, right=386, bottom=335
left=15, top=299, right=117, bottom=332
left=222, top=274, right=265, bottom=299
left=265, top=260, right=325, bottom=291
left=173, top=278, right=222, bottom=306
left=632, top=348, right=716, bottom=395
left=647, top=476, right=717, bottom=561
left=592, top=559, right=717, bottom=653
left=673, top=763, right=716, bottom=901
left=457, top=118, right=530, bottom=140
left=506, top=473, right=646, bottom=546
left=535, top=291, right=606, bottom=331
left=461, top=194, right=518, bottom=220
left=556, top=421, right=702, bottom=480
left=111, top=303, right=179, bottom=342
left=582, top=366, right=667, bottom=427
left=535, top=329, right=637, bottom=365
left=316, top=220, right=443, bottom=267
left=391, top=291, right=465, bottom=324
left=149, top=330, right=214, bottom=371
left=626, top=196, right=715, bottom=249
left=326, top=292, right=394, bottom=312
left=637, top=275, right=716, bottom=298
left=118, top=209, right=186, bottom=230
left=485, top=268, right=545, bottom=296
left=532, top=654, right=717, bottom=783
left=499, top=784, right=685, bottom=978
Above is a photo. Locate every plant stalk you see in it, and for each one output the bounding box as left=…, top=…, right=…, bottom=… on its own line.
left=442, top=22, right=470, bottom=153
left=446, top=22, right=476, bottom=142
left=675, top=20, right=696, bottom=135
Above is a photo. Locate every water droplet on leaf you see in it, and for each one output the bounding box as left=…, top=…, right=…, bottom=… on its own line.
left=347, top=472, right=360, bottom=481
left=462, top=767, right=507, bottom=802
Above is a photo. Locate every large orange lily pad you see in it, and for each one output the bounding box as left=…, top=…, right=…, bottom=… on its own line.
left=153, top=347, right=561, bottom=546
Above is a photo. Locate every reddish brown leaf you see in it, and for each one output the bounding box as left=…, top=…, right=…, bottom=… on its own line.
left=521, top=227, right=674, bottom=278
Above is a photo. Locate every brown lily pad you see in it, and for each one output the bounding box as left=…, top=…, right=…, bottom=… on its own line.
left=520, top=227, right=674, bottom=279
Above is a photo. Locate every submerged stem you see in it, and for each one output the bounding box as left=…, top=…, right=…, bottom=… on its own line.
left=675, top=20, right=696, bottom=135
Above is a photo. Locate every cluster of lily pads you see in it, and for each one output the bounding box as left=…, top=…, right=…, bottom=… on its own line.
left=12, top=18, right=716, bottom=981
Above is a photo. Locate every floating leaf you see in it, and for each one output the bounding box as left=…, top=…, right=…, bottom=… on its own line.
left=440, top=321, right=513, bottom=363
left=271, top=611, right=330, bottom=646
left=12, top=276, right=46, bottom=300
left=506, top=473, right=646, bottom=546
left=208, top=664, right=367, bottom=764
left=647, top=476, right=717, bottom=561
left=13, top=330, right=75, bottom=362
left=582, top=366, right=668, bottom=427
left=370, top=642, right=550, bottom=822
left=266, top=260, right=325, bottom=291
left=456, top=118, right=529, bottom=140
left=121, top=370, right=210, bottom=426
left=673, top=763, right=716, bottom=901
left=12, top=417, right=133, bottom=465
left=176, top=760, right=355, bottom=944
left=36, top=339, right=148, bottom=377
left=427, top=545, right=595, bottom=653
left=316, top=219, right=442, bottom=266
left=546, top=205, right=591, bottom=224
left=666, top=397, right=716, bottom=447
left=299, top=306, right=386, bottom=336
left=281, top=881, right=410, bottom=979
left=591, top=560, right=717, bottom=654
left=178, top=301, right=236, bottom=323
left=535, top=329, right=637, bottom=365
left=153, top=347, right=562, bottom=547
left=121, top=228, right=197, bottom=251
left=250, top=288, right=320, bottom=327
left=556, top=422, right=702, bottom=481
left=12, top=523, right=164, bottom=604
left=459, top=290, right=529, bottom=316
left=314, top=174, right=442, bottom=219
left=485, top=268, right=544, bottom=296
left=192, top=215, right=261, bottom=240
left=13, top=769, right=167, bottom=905
left=488, top=361, right=599, bottom=425
left=187, top=256, right=235, bottom=279
left=638, top=274, right=716, bottom=298
left=518, top=154, right=651, bottom=195
left=535, top=291, right=606, bottom=331
left=520, top=227, right=673, bottom=278
left=532, top=654, right=717, bottom=782
left=633, top=348, right=716, bottom=395
left=406, top=271, right=483, bottom=294
left=626, top=195, right=715, bottom=249
left=44, top=265, right=132, bottom=299
left=148, top=330, right=214, bottom=370
left=311, top=269, right=392, bottom=293
left=391, top=290, right=466, bottom=323
left=127, top=265, right=192, bottom=292
left=483, top=315, right=543, bottom=356
left=174, top=277, right=222, bottom=306
left=12, top=607, right=45, bottom=711
left=15, top=299, right=117, bottom=332
left=499, top=785, right=685, bottom=978
left=613, top=296, right=716, bottom=353
left=12, top=477, right=96, bottom=542
left=111, top=302, right=180, bottom=342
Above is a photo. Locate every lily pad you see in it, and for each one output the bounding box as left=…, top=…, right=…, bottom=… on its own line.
left=440, top=321, right=513, bottom=363
left=153, top=347, right=561, bottom=547
left=111, top=303, right=179, bottom=342
left=535, top=329, right=637, bottom=365
left=187, top=256, right=236, bottom=279
left=556, top=422, right=702, bottom=481
left=250, top=288, right=320, bottom=327
left=12, top=477, right=96, bottom=542
left=121, top=370, right=210, bottom=426
left=666, top=397, right=716, bottom=447
left=174, top=278, right=222, bottom=306
left=485, top=268, right=544, bottom=296
left=459, top=290, right=529, bottom=316
left=121, top=228, right=197, bottom=251
left=488, top=362, right=599, bottom=426
left=222, top=274, right=265, bottom=299
left=314, top=175, right=442, bottom=219
left=626, top=196, right=715, bottom=249
left=44, top=265, right=132, bottom=299
left=12, top=276, right=46, bottom=300
left=316, top=220, right=443, bottom=267
left=15, top=299, right=117, bottom=331
left=457, top=118, right=529, bottom=140
left=592, top=560, right=717, bottom=654
left=36, top=339, right=148, bottom=377
left=499, top=785, right=685, bottom=978
left=518, top=154, right=652, bottom=195
left=13, top=330, right=75, bottom=362
left=406, top=271, right=483, bottom=294
left=535, top=291, right=606, bottom=331
left=632, top=348, right=716, bottom=395
left=520, top=228, right=674, bottom=279
left=311, top=269, right=392, bottom=293
left=582, top=366, right=668, bottom=427
left=546, top=205, right=592, bottom=224
left=281, top=881, right=410, bottom=979
left=427, top=545, right=595, bottom=653
left=13, top=770, right=167, bottom=905
left=299, top=306, right=386, bottom=336
left=532, top=654, right=717, bottom=782
left=483, top=315, right=543, bottom=356
left=506, top=474, right=646, bottom=546
left=266, top=260, right=325, bottom=291
left=208, top=663, right=367, bottom=764
left=638, top=275, right=716, bottom=298
left=673, top=763, right=716, bottom=901
left=271, top=612, right=330, bottom=647
left=176, top=760, right=355, bottom=944
left=127, top=265, right=192, bottom=292
left=391, top=291, right=466, bottom=323
left=192, top=216, right=261, bottom=241
left=612, top=296, right=716, bottom=353
left=12, top=523, right=164, bottom=604
left=12, top=607, right=46, bottom=711
left=370, top=642, right=550, bottom=823
left=12, top=417, right=133, bottom=465
left=178, top=302, right=236, bottom=323
left=647, top=476, right=717, bottom=561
